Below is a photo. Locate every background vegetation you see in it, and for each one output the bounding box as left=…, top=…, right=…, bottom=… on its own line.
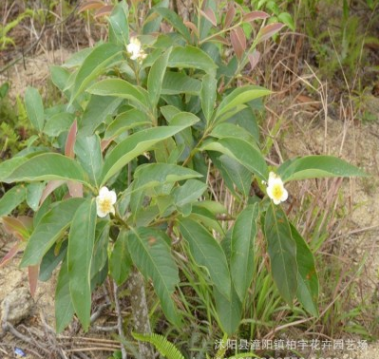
left=0, top=0, right=378, bottom=358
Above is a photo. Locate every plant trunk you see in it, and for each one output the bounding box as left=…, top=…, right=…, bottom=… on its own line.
left=128, top=268, right=154, bottom=359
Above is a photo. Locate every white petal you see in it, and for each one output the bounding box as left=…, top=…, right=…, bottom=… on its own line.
left=281, top=188, right=288, bottom=202
left=96, top=205, right=108, bottom=218
left=266, top=185, right=274, bottom=200
left=273, top=198, right=281, bottom=205
left=110, top=206, right=115, bottom=215
left=99, top=186, right=109, bottom=198
left=109, top=190, right=117, bottom=204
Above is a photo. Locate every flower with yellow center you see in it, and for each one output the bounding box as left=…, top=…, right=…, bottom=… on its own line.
left=96, top=187, right=117, bottom=218
left=126, top=37, right=147, bottom=61
left=266, top=172, right=288, bottom=205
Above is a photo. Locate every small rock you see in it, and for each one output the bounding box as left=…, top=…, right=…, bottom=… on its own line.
left=1, top=287, right=34, bottom=325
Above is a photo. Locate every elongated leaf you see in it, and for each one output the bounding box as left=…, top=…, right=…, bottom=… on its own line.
left=256, top=23, right=285, bottom=44
left=55, top=257, right=75, bottom=333
left=172, top=179, right=207, bottom=207
left=291, top=224, right=319, bottom=316
left=65, top=119, right=77, bottom=158
left=79, top=95, right=123, bottom=136
left=201, top=74, right=217, bottom=123
left=70, top=43, right=124, bottom=102
left=133, top=163, right=202, bottom=193
left=148, top=48, right=172, bottom=107
left=39, top=242, right=67, bottom=282
left=128, top=227, right=181, bottom=326
left=105, top=109, right=151, bottom=139
left=20, top=198, right=84, bottom=267
left=68, top=199, right=97, bottom=331
left=264, top=204, right=298, bottom=304
left=200, top=8, right=217, bottom=26
left=87, top=79, right=150, bottom=111
left=0, top=185, right=27, bottom=217
left=2, top=216, right=32, bottom=242
left=179, top=218, right=231, bottom=300
left=28, top=265, right=39, bottom=297
left=0, top=242, right=22, bottom=268
left=0, top=157, right=29, bottom=181
left=216, top=85, right=271, bottom=118
left=44, top=112, right=75, bottom=137
left=225, top=3, right=236, bottom=28
left=214, top=285, right=242, bottom=335
left=278, top=155, right=367, bottom=182
left=155, top=7, right=191, bottom=42
left=202, top=137, right=268, bottom=180
left=101, top=120, right=199, bottom=184
left=162, top=71, right=201, bottom=95
left=110, top=231, right=132, bottom=285
left=90, top=221, right=109, bottom=285
left=26, top=183, right=45, bottom=211
left=243, top=10, right=270, bottom=22
left=230, top=204, right=259, bottom=302
left=75, top=135, right=103, bottom=187
left=25, top=87, right=44, bottom=132
left=168, top=46, right=217, bottom=75
left=4, top=153, right=89, bottom=184
left=230, top=27, right=246, bottom=59
left=108, top=0, right=129, bottom=46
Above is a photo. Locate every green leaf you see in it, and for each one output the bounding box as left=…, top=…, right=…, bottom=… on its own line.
left=20, top=198, right=84, bottom=267
left=211, top=123, right=257, bottom=143
left=39, top=242, right=67, bottom=282
left=216, top=85, right=271, bottom=118
left=0, top=185, right=27, bottom=217
left=128, top=227, right=181, bottom=326
left=278, top=156, right=368, bottom=182
left=278, top=12, right=295, bottom=31
left=230, top=204, right=259, bottom=302
left=209, top=152, right=251, bottom=197
left=148, top=48, right=172, bottom=107
left=110, top=231, right=132, bottom=286
left=70, top=43, right=124, bottom=102
left=79, top=95, right=123, bottom=136
left=101, top=120, right=199, bottom=184
left=155, top=8, right=191, bottom=42
left=108, top=0, right=129, bottom=46
left=44, top=112, right=75, bottom=137
left=91, top=221, right=109, bottom=284
left=4, top=153, right=89, bottom=185
left=264, top=203, right=298, bottom=304
left=202, top=138, right=268, bottom=180
left=0, top=157, right=29, bottom=182
left=25, top=87, right=45, bottom=132
left=172, top=179, right=207, bottom=207
left=201, top=74, right=217, bottom=123
left=291, top=224, right=319, bottom=316
left=179, top=218, right=231, bottom=300
left=87, top=79, right=150, bottom=111
left=214, top=285, right=242, bottom=335
left=133, top=163, right=203, bottom=193
left=168, top=46, right=217, bottom=75
left=55, top=257, right=75, bottom=333
left=68, top=198, right=97, bottom=331
left=132, top=332, right=185, bottom=359
left=26, top=183, right=45, bottom=211
left=105, top=109, right=151, bottom=139
left=74, top=135, right=103, bottom=187
left=162, top=71, right=201, bottom=95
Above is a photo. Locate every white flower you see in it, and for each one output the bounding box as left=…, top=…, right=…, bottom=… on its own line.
left=266, top=172, right=288, bottom=205
left=96, top=187, right=117, bottom=218
left=126, top=37, right=146, bottom=61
